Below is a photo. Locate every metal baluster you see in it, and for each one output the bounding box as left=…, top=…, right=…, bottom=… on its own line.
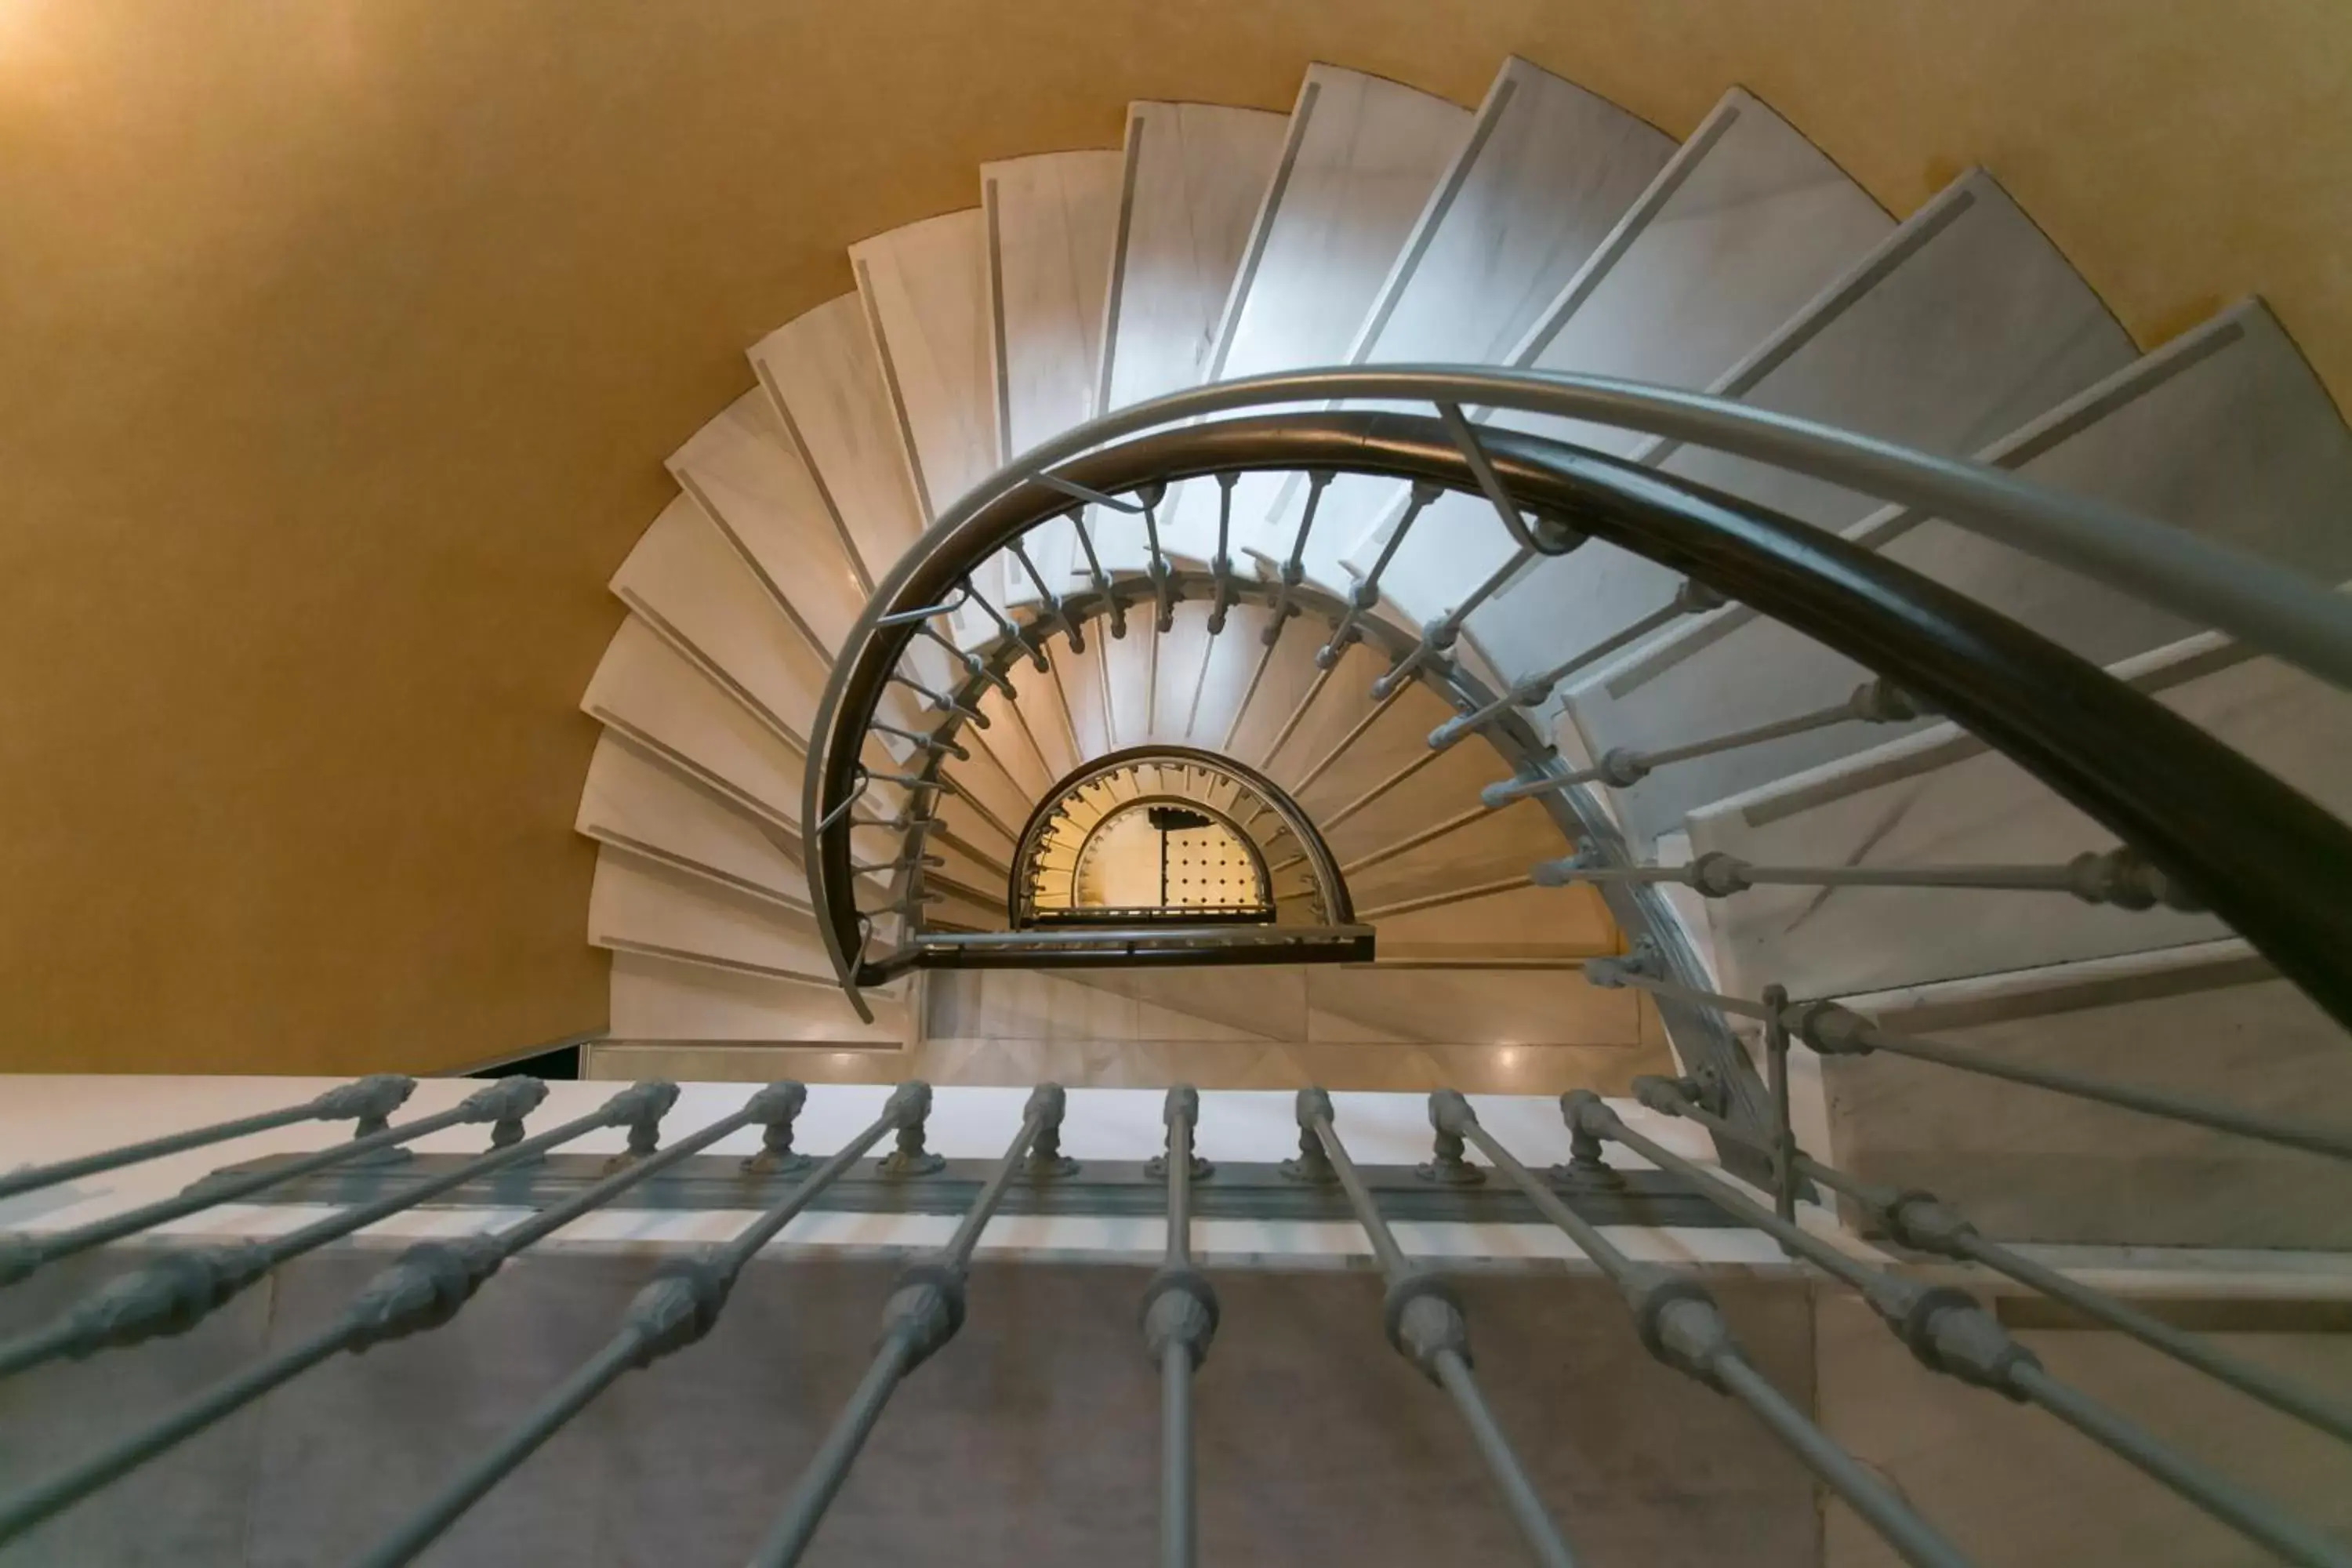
left=0, top=1077, right=451, bottom=1289
left=887, top=673, right=990, bottom=728
left=959, top=573, right=1048, bottom=673
left=1206, top=473, right=1241, bottom=635
left=1428, top=1091, right=1971, bottom=1568
left=1369, top=545, right=1538, bottom=702
left=1142, top=1086, right=1218, bottom=1568
left=1008, top=539, right=1082, bottom=655
left=1436, top=401, right=1584, bottom=558
left=1068, top=505, right=1127, bottom=640
left=1261, top=470, right=1334, bottom=644
left=1634, top=1075, right=2352, bottom=1446
left=0, top=1079, right=655, bottom=1383
left=1131, top=481, right=1178, bottom=633
left=916, top=622, right=1016, bottom=701
left=873, top=585, right=973, bottom=629
left=0, top=1081, right=825, bottom=1545
left=851, top=851, right=947, bottom=877
left=866, top=720, right=970, bottom=762
left=1566, top=1090, right=2352, bottom=1568
left=350, top=1083, right=932, bottom=1568
left=747, top=1086, right=1076, bottom=1567
left=0, top=1075, right=417, bottom=1204
left=1580, top=953, right=2352, bottom=1164
left=1534, top=842, right=2201, bottom=911
left=1428, top=581, right=1722, bottom=750
left=1288, top=1088, right=1577, bottom=1568
left=1481, top=677, right=1926, bottom=807
left=1317, top=481, right=1443, bottom=670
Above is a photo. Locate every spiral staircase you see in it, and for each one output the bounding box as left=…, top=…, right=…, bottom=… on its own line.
left=10, top=46, right=2352, bottom=1568
left=575, top=53, right=2352, bottom=1233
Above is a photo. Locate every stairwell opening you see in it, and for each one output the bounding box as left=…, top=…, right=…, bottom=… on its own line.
left=1007, top=746, right=1352, bottom=931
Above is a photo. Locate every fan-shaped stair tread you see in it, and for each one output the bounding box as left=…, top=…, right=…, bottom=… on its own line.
left=1181, top=64, right=1472, bottom=568
left=589, top=851, right=839, bottom=982
left=577, top=733, right=807, bottom=911
left=1819, top=942, right=2352, bottom=1249
left=1375, top=83, right=1895, bottom=657
left=1267, top=56, right=1674, bottom=586
left=1100, top=101, right=1290, bottom=416
left=749, top=294, right=928, bottom=593
left=612, top=494, right=834, bottom=749
left=1571, top=296, right=2352, bottom=852
left=608, top=948, right=911, bottom=1045
left=1684, top=635, right=2351, bottom=1001
left=667, top=389, right=868, bottom=661
left=583, top=618, right=804, bottom=836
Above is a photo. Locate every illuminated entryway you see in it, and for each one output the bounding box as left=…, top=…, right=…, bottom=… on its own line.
left=1008, top=748, right=1352, bottom=928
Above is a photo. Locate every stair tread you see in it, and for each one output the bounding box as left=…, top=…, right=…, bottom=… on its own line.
left=583, top=616, right=804, bottom=834
left=1685, top=641, right=2350, bottom=1000
left=749, top=292, right=927, bottom=593
left=987, top=148, right=1123, bottom=605
left=1271, top=56, right=1675, bottom=590
left=608, top=948, right=910, bottom=1044
left=1100, top=101, right=1290, bottom=417
left=1160, top=64, right=1472, bottom=570
left=612, top=493, right=834, bottom=748
left=589, top=851, right=837, bottom=981
left=577, top=732, right=805, bottom=909
left=666, top=387, right=868, bottom=662
left=1571, top=296, right=2352, bottom=852
left=1367, top=85, right=1895, bottom=654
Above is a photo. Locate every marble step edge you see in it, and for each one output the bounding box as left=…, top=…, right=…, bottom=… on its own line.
left=1584, top=297, right=2290, bottom=702
left=1330, top=83, right=1878, bottom=578
left=1827, top=936, right=2272, bottom=1033
left=1680, top=627, right=2256, bottom=837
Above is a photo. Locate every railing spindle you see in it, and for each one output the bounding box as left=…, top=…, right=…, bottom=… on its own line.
left=0, top=1075, right=417, bottom=1204
left=1288, top=1088, right=1577, bottom=1568
left=1482, top=677, right=1927, bottom=807
left=746, top=1084, right=1076, bottom=1567
left=351, top=1082, right=931, bottom=1568
left=1566, top=1090, right=2352, bottom=1568
left=1428, top=1090, right=1972, bottom=1568
left=1142, top=1085, right=1217, bottom=1568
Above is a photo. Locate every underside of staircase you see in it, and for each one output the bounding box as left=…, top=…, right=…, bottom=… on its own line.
left=568, top=55, right=2352, bottom=1253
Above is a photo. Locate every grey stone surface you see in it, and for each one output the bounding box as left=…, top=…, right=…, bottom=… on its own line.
left=1, top=1250, right=1820, bottom=1566
left=0, top=1252, right=278, bottom=1567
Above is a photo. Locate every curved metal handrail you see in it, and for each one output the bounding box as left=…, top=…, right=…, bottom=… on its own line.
left=1003, top=744, right=1354, bottom=929
left=961, top=366, right=2352, bottom=691
left=806, top=407, right=2352, bottom=1035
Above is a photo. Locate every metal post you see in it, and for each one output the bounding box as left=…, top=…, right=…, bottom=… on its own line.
left=0, top=1074, right=418, bottom=1203
left=350, top=1083, right=928, bottom=1568
left=1483, top=678, right=1923, bottom=808
left=0, top=1076, right=434, bottom=1287
left=1298, top=1089, right=1577, bottom=1568
left=1142, top=1085, right=1217, bottom=1568
left=1206, top=474, right=1240, bottom=636
left=0, top=1077, right=635, bottom=1382
left=746, top=1084, right=1075, bottom=1567
left=1432, top=1091, right=1971, bottom=1568
left=1581, top=964, right=2352, bottom=1165
left=1530, top=846, right=2201, bottom=910
left=1665, top=1113, right=2352, bottom=1450
left=0, top=1080, right=832, bottom=1546
left=1567, top=1091, right=2352, bottom=1568
left=1428, top=585, right=1713, bottom=750
left=1369, top=545, right=1538, bottom=702
left=1262, top=470, right=1333, bottom=642
left=1762, top=985, right=1798, bottom=1233
left=1317, top=481, right=1442, bottom=669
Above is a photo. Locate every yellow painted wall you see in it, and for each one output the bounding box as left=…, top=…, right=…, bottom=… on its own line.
left=2, top=1, right=2344, bottom=1073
